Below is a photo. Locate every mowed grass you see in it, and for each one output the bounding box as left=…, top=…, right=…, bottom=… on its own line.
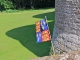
left=0, top=8, right=55, bottom=60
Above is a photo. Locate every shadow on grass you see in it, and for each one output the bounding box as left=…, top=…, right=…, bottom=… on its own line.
left=6, top=11, right=55, bottom=57
left=33, top=11, right=55, bottom=20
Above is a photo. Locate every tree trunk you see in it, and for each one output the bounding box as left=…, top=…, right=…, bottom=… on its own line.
left=52, top=0, right=80, bottom=54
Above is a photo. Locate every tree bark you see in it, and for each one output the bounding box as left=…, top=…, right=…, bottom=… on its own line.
left=52, top=0, right=80, bottom=54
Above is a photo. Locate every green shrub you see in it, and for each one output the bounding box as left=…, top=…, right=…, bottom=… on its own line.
left=0, top=0, right=13, bottom=11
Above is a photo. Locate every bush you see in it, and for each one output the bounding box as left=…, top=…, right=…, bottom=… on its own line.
left=0, top=0, right=13, bottom=11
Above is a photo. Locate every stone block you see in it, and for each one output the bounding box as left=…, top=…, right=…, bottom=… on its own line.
left=71, top=45, right=77, bottom=51
left=66, top=42, right=72, bottom=49
left=65, top=47, right=72, bottom=53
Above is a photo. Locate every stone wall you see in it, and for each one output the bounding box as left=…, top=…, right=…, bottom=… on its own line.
left=52, top=0, right=80, bottom=54
left=30, top=51, right=80, bottom=60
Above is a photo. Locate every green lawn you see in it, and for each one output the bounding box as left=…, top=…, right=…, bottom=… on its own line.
left=0, top=8, right=55, bottom=60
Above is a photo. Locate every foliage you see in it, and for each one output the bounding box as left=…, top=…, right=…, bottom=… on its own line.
left=4, top=9, right=19, bottom=13
left=3, top=0, right=13, bottom=9
left=0, top=0, right=13, bottom=11
left=0, top=0, right=55, bottom=11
